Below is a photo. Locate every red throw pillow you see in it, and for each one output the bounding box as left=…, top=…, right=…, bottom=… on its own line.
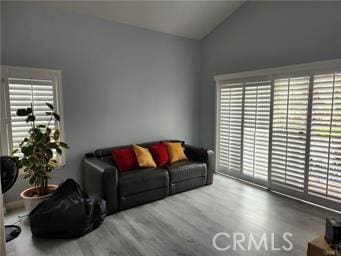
left=112, top=148, right=139, bottom=172
left=149, top=143, right=169, bottom=167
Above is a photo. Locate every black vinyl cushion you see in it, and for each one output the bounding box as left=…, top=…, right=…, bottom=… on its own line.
left=165, top=160, right=207, bottom=184
left=118, top=168, right=169, bottom=196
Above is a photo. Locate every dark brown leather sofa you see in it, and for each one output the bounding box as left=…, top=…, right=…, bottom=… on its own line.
left=82, top=140, right=214, bottom=214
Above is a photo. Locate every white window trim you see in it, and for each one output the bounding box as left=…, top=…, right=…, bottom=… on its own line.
left=0, top=65, right=66, bottom=166
left=214, top=59, right=341, bottom=84
left=214, top=59, right=341, bottom=212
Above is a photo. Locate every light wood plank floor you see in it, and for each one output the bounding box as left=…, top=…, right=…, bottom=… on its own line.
left=5, top=174, right=340, bottom=256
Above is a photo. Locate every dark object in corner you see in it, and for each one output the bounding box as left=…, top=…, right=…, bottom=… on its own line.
left=1, top=156, right=22, bottom=242
left=5, top=225, right=21, bottom=242
left=325, top=217, right=341, bottom=245
left=29, top=179, right=106, bottom=238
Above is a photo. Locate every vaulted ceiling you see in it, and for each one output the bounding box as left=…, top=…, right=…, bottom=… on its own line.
left=43, top=1, right=245, bottom=40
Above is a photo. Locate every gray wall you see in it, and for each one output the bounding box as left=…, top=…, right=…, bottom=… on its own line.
left=200, top=1, right=341, bottom=149
left=3, top=1, right=341, bottom=203
left=1, top=2, right=200, bottom=202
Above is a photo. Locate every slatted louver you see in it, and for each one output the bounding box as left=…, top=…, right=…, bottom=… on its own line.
left=271, top=77, right=310, bottom=191
left=309, top=73, right=341, bottom=202
left=8, top=78, right=56, bottom=152
left=243, top=81, right=271, bottom=180
left=218, top=85, right=243, bottom=172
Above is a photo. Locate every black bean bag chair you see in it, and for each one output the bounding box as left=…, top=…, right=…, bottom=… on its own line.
left=29, top=179, right=106, bottom=238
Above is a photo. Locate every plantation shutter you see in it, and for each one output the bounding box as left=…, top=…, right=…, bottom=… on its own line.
left=242, top=81, right=271, bottom=180
left=308, top=73, right=341, bottom=202
left=217, top=85, right=243, bottom=172
left=8, top=78, right=56, bottom=151
left=215, top=61, right=341, bottom=211
left=271, top=77, right=310, bottom=191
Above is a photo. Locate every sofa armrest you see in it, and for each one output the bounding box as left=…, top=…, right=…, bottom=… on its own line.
left=82, top=157, right=118, bottom=214
left=184, top=145, right=215, bottom=185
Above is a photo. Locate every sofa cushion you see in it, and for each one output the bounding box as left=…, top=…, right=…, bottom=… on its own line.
left=149, top=143, right=169, bottom=167
left=94, top=140, right=184, bottom=158
left=118, top=168, right=169, bottom=196
left=112, top=148, right=139, bottom=172
left=165, top=142, right=188, bottom=163
left=165, top=160, right=207, bottom=184
left=133, top=145, right=157, bottom=168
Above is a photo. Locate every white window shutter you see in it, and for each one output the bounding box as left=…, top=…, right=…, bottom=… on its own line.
left=8, top=78, right=56, bottom=151
left=243, top=81, right=271, bottom=180
left=215, top=60, right=341, bottom=211
left=308, top=73, right=341, bottom=202
left=271, top=77, right=310, bottom=191
left=217, top=85, right=243, bottom=172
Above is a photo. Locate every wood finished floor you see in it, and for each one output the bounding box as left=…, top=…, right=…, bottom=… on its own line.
left=5, top=174, right=340, bottom=256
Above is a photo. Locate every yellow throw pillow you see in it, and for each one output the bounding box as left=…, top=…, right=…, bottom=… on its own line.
left=165, top=142, right=187, bottom=163
left=133, top=145, right=157, bottom=168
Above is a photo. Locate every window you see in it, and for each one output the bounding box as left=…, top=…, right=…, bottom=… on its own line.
left=1, top=66, right=65, bottom=165
left=309, top=73, right=341, bottom=202
left=217, top=85, right=243, bottom=172
left=217, top=79, right=271, bottom=184
left=243, top=81, right=271, bottom=181
left=215, top=59, right=341, bottom=211
left=271, top=77, right=309, bottom=191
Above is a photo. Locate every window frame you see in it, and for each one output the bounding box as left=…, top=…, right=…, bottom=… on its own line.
left=215, top=59, right=341, bottom=212
left=0, top=65, right=66, bottom=166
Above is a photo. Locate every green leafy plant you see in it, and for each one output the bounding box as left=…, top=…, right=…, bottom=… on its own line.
left=12, top=103, right=69, bottom=196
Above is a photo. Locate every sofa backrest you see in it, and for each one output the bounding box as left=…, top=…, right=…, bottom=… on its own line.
left=94, top=139, right=184, bottom=165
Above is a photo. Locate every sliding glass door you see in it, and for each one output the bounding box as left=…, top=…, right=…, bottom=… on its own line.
left=217, top=85, right=243, bottom=172
left=217, top=80, right=271, bottom=185
left=271, top=77, right=310, bottom=191
left=215, top=62, right=341, bottom=211
left=242, top=81, right=271, bottom=181
left=308, top=73, right=341, bottom=202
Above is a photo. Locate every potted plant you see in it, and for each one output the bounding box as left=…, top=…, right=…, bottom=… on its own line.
left=12, top=103, right=69, bottom=212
